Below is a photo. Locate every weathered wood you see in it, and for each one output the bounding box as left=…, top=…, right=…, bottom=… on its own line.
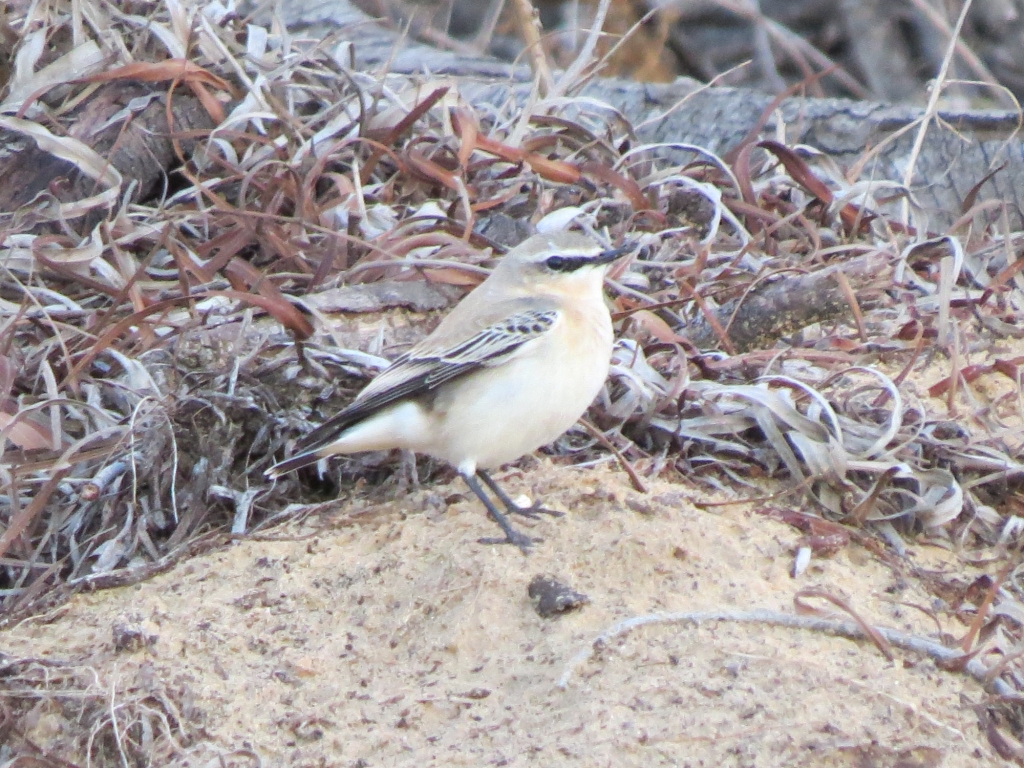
left=285, top=0, right=1024, bottom=231
left=0, top=83, right=213, bottom=220
left=685, top=251, right=892, bottom=351
left=5, top=0, right=1022, bottom=237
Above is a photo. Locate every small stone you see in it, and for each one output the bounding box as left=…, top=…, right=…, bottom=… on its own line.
left=528, top=575, right=589, bottom=618
left=112, top=618, right=157, bottom=653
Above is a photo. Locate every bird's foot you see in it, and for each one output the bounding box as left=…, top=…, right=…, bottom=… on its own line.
left=478, top=530, right=537, bottom=553
left=508, top=503, right=563, bottom=520
left=475, top=471, right=563, bottom=519
left=461, top=471, right=552, bottom=554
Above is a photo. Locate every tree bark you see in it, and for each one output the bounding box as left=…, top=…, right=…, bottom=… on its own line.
left=685, top=250, right=892, bottom=351
left=0, top=82, right=213, bottom=221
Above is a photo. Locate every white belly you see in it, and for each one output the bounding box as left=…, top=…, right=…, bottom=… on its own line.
left=416, top=312, right=613, bottom=470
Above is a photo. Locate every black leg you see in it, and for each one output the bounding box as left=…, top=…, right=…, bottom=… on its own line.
left=460, top=472, right=534, bottom=553
left=477, top=469, right=563, bottom=519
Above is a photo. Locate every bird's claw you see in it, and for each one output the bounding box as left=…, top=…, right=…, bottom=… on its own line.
left=509, top=504, right=563, bottom=520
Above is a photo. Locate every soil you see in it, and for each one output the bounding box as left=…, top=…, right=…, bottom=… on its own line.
left=2, top=459, right=1005, bottom=767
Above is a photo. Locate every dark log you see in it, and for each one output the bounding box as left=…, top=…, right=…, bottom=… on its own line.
left=685, top=251, right=892, bottom=351
left=0, top=82, right=214, bottom=221
left=5, top=2, right=1023, bottom=234
left=283, top=0, right=1024, bottom=232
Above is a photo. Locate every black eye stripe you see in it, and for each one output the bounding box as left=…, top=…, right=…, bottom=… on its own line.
left=545, top=254, right=591, bottom=271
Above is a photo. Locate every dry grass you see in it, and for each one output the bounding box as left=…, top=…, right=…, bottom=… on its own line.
left=0, top=638, right=201, bottom=766
left=4, top=0, right=1024, bottom=761
left=357, top=0, right=1024, bottom=105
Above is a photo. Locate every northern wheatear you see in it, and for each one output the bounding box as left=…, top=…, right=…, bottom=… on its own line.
left=266, top=232, right=631, bottom=552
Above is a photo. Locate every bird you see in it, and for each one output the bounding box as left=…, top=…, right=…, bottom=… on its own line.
left=266, top=231, right=632, bottom=552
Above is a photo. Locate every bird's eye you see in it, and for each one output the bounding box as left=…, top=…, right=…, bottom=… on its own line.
left=545, top=255, right=569, bottom=271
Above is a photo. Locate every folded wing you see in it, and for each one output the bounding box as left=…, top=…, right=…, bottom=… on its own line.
left=280, top=308, right=561, bottom=463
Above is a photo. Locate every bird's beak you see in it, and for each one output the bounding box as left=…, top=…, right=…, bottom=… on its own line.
left=591, top=242, right=635, bottom=265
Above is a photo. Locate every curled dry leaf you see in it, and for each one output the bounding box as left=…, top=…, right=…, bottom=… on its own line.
left=0, top=409, right=55, bottom=452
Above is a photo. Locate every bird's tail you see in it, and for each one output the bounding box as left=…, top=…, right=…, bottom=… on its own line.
left=265, top=450, right=323, bottom=479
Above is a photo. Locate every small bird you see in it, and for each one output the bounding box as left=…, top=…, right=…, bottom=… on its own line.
left=266, top=231, right=631, bottom=552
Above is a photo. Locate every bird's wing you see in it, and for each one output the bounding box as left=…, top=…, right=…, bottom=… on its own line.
left=289, top=308, right=560, bottom=455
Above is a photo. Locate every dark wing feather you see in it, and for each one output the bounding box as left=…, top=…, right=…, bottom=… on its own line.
left=289, top=309, right=559, bottom=455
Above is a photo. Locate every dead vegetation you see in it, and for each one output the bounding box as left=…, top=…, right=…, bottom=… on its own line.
left=0, top=644, right=202, bottom=766
left=356, top=0, right=1024, bottom=104
left=3, top=0, right=1024, bottom=763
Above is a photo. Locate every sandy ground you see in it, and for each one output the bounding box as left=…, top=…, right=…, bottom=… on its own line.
left=2, top=461, right=1005, bottom=767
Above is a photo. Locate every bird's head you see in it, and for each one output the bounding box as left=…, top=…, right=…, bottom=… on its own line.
left=491, top=232, right=632, bottom=296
